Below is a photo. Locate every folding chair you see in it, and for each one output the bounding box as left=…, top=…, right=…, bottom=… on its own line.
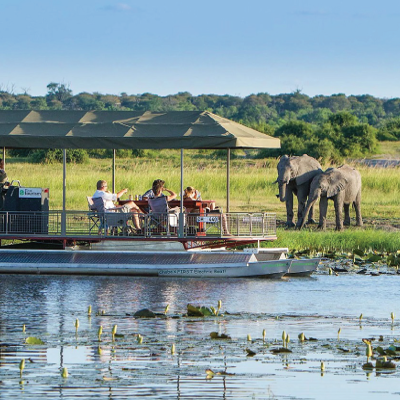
left=91, top=197, right=134, bottom=236
left=147, top=196, right=184, bottom=235
left=86, top=196, right=102, bottom=234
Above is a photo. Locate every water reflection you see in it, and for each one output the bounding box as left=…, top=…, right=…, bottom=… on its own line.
left=1, top=273, right=400, bottom=399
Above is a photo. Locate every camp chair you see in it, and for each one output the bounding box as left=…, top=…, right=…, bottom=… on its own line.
left=147, top=196, right=184, bottom=235
left=91, top=197, right=134, bottom=236
left=86, top=196, right=102, bottom=234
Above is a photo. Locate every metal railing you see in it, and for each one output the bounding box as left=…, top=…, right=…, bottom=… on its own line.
left=0, top=211, right=276, bottom=239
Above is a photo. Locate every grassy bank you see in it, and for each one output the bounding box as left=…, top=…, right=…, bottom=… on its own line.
left=269, top=228, right=400, bottom=253
left=4, top=152, right=400, bottom=252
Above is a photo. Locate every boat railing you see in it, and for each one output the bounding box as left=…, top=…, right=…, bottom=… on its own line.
left=0, top=211, right=277, bottom=240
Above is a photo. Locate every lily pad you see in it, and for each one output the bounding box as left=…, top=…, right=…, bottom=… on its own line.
left=187, top=304, right=213, bottom=317
left=210, top=332, right=231, bottom=339
left=270, top=347, right=292, bottom=354
left=134, top=309, right=156, bottom=318
left=25, top=337, right=44, bottom=345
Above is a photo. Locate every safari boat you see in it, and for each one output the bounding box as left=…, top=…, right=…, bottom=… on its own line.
left=0, top=110, right=319, bottom=278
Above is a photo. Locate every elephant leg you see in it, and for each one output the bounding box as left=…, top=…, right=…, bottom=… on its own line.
left=334, top=195, right=344, bottom=231
left=296, top=185, right=312, bottom=227
left=285, top=189, right=295, bottom=228
left=354, top=191, right=363, bottom=226
left=343, top=204, right=350, bottom=226
left=318, top=196, right=328, bottom=230
left=308, top=205, right=317, bottom=224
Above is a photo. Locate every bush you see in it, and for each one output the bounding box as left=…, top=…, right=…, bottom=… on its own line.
left=30, top=149, right=88, bottom=164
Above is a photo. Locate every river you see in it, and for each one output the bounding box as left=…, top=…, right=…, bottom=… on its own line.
left=1, top=266, right=400, bottom=399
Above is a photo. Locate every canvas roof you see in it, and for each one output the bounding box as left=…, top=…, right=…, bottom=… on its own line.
left=0, top=110, right=280, bottom=150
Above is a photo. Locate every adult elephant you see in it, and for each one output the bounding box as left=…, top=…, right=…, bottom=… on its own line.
left=300, top=165, right=363, bottom=231
left=276, top=154, right=322, bottom=228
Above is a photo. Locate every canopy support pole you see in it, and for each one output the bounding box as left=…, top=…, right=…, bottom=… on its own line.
left=112, top=149, right=116, bottom=194
left=178, top=149, right=184, bottom=238
left=61, top=149, right=67, bottom=237
left=226, top=148, right=230, bottom=212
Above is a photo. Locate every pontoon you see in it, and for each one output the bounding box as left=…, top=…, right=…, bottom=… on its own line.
left=0, top=111, right=319, bottom=278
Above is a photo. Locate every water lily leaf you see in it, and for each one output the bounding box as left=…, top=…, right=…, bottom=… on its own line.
left=353, top=249, right=365, bottom=257
left=338, top=347, right=350, bottom=352
left=246, top=348, right=256, bottom=356
left=210, top=332, right=231, bottom=339
left=376, top=346, right=386, bottom=355
left=362, top=362, right=374, bottom=370
left=25, top=337, right=44, bottom=345
left=187, top=304, right=213, bottom=317
left=270, top=347, right=292, bottom=354
left=367, top=254, right=382, bottom=262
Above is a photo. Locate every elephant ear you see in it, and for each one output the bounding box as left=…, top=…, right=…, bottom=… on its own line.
left=326, top=170, right=348, bottom=198
left=295, top=155, right=322, bottom=186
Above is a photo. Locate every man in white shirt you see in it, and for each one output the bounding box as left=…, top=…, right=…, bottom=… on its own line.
left=92, top=180, right=142, bottom=232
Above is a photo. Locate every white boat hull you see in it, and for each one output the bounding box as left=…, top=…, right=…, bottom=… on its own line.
left=287, top=258, right=320, bottom=276
left=0, top=249, right=291, bottom=279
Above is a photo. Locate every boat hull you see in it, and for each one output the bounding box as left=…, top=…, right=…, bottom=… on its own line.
left=287, top=258, right=320, bottom=276
left=0, top=249, right=291, bottom=278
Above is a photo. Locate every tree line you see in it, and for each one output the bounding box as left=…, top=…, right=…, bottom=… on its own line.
left=1, top=83, right=400, bottom=162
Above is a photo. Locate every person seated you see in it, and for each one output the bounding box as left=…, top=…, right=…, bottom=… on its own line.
left=183, top=186, right=230, bottom=235
left=151, top=179, right=179, bottom=210
left=183, top=186, right=202, bottom=213
left=92, top=180, right=142, bottom=232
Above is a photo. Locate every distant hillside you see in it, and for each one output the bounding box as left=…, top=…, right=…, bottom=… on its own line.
left=2, top=83, right=400, bottom=162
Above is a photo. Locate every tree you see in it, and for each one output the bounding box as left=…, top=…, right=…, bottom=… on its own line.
left=46, top=82, right=73, bottom=103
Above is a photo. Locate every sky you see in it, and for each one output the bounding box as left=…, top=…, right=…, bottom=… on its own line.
left=1, top=0, right=400, bottom=99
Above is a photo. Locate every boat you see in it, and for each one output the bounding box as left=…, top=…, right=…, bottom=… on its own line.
left=0, top=110, right=318, bottom=279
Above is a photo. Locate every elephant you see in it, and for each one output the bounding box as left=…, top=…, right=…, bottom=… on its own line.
left=276, top=154, right=322, bottom=228
left=300, top=165, right=363, bottom=231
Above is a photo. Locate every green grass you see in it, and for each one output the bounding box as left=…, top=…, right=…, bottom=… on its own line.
left=269, top=228, right=400, bottom=254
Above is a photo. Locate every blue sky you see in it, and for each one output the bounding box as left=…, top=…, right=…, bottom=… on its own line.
left=1, top=0, right=400, bottom=98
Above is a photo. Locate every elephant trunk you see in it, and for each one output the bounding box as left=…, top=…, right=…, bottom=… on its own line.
left=300, top=189, right=321, bottom=229
left=278, top=183, right=286, bottom=202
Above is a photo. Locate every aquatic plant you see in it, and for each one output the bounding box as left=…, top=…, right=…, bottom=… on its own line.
left=74, top=318, right=79, bottom=332
left=366, top=343, right=373, bottom=363
left=171, top=344, right=175, bottom=354
left=19, top=359, right=25, bottom=379
left=87, top=305, right=92, bottom=316
left=112, top=325, right=117, bottom=341
left=137, top=334, right=143, bottom=344
left=337, top=328, right=341, bottom=340
left=22, top=324, right=25, bottom=333
left=298, top=332, right=305, bottom=342
left=247, top=334, right=251, bottom=341
left=164, top=304, right=169, bottom=315
left=285, top=334, right=290, bottom=348
left=98, top=326, right=103, bottom=341
left=61, top=367, right=68, bottom=378
left=282, top=331, right=286, bottom=347
left=391, top=312, right=395, bottom=323
left=262, top=329, right=266, bottom=342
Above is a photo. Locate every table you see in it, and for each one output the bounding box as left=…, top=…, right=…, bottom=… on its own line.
left=119, top=198, right=217, bottom=235
left=119, top=199, right=216, bottom=214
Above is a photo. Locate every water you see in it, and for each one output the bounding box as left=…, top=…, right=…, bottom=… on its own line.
left=1, top=266, right=400, bottom=399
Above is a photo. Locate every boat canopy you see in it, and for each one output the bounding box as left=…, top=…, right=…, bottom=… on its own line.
left=0, top=110, right=280, bottom=150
